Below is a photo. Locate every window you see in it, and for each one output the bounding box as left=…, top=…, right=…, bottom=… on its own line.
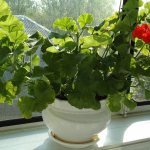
left=1, top=0, right=134, bottom=125
left=6, top=0, right=121, bottom=29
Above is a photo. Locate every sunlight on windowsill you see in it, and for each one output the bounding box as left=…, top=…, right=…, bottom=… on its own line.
left=123, top=120, right=150, bottom=142
left=97, top=128, right=108, bottom=147
left=96, top=115, right=150, bottom=148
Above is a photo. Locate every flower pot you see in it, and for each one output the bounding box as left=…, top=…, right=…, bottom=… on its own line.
left=42, top=99, right=111, bottom=148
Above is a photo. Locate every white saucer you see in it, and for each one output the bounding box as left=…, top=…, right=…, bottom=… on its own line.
left=49, top=131, right=99, bottom=149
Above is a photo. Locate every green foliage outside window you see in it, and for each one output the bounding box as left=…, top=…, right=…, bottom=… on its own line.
left=6, top=0, right=115, bottom=29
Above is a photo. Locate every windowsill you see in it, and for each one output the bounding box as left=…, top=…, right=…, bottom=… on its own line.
left=0, top=113, right=150, bottom=150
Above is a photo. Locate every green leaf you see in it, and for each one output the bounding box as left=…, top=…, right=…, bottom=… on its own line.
left=32, top=54, right=40, bottom=66
left=107, top=93, right=122, bottom=112
left=51, top=38, right=65, bottom=46
left=113, top=34, right=126, bottom=47
left=115, top=21, right=131, bottom=32
left=135, top=40, right=144, bottom=49
left=0, top=94, right=6, bottom=103
left=81, top=36, right=101, bottom=48
left=123, top=97, right=136, bottom=110
left=77, top=13, right=94, bottom=28
left=135, top=65, right=150, bottom=77
left=35, top=37, right=45, bottom=46
left=53, top=17, right=78, bottom=32
left=9, top=31, right=28, bottom=44
left=139, top=9, right=149, bottom=17
left=145, top=89, right=150, bottom=99
left=41, top=38, right=53, bottom=53
left=0, top=15, right=24, bottom=32
left=123, top=0, right=139, bottom=10
left=139, top=0, right=144, bottom=7
left=80, top=49, right=91, bottom=54
left=93, top=34, right=111, bottom=45
left=71, top=55, right=102, bottom=100
left=68, top=91, right=100, bottom=110
left=14, top=43, right=30, bottom=55
left=13, top=67, right=28, bottom=85
left=115, top=54, right=131, bottom=73
left=0, top=29, right=8, bottom=40
left=18, top=78, right=56, bottom=118
left=106, top=13, right=118, bottom=24
left=5, top=81, right=17, bottom=97
left=46, top=46, right=59, bottom=53
left=0, top=46, right=11, bottom=64
left=63, top=41, right=77, bottom=51
left=116, top=44, right=130, bottom=55
left=49, top=32, right=64, bottom=39
left=144, top=2, right=150, bottom=10
left=135, top=56, right=150, bottom=76
left=61, top=53, right=85, bottom=76
left=127, top=10, right=138, bottom=25
left=32, top=66, right=44, bottom=77
left=106, top=75, right=125, bottom=94
left=18, top=96, right=36, bottom=119
left=141, top=47, right=149, bottom=55
left=5, top=97, right=13, bottom=105
left=26, top=45, right=39, bottom=55
left=43, top=52, right=61, bottom=72
left=0, top=15, right=9, bottom=22
left=30, top=31, right=43, bottom=40
left=0, top=0, right=10, bottom=18
left=96, top=76, right=109, bottom=96
left=146, top=18, right=150, bottom=24
left=33, top=78, right=55, bottom=104
left=52, top=37, right=73, bottom=47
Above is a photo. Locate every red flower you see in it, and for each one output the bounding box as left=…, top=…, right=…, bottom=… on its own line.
left=142, top=31, right=150, bottom=43
left=132, top=25, right=144, bottom=39
left=132, top=24, right=150, bottom=44
left=141, top=24, right=149, bottom=32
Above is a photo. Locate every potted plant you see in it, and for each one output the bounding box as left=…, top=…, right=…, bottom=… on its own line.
left=1, top=0, right=150, bottom=148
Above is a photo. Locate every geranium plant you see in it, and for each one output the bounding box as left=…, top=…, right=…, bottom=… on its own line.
left=0, top=0, right=150, bottom=118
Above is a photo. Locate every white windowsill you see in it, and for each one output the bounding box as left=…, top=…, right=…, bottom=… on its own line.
left=0, top=112, right=150, bottom=150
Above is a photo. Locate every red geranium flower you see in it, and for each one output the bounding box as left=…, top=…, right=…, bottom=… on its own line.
left=141, top=24, right=149, bottom=32
left=132, top=25, right=145, bottom=39
left=142, top=31, right=150, bottom=43
left=132, top=24, right=150, bottom=44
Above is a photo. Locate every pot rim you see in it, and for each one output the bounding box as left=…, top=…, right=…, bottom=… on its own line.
left=47, top=98, right=108, bottom=114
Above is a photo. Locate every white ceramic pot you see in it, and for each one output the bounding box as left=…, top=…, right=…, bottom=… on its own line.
left=42, top=99, right=111, bottom=148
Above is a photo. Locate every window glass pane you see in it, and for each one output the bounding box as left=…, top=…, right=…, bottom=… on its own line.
left=6, top=0, right=121, bottom=29
left=132, top=77, right=150, bottom=102
left=0, top=102, right=41, bottom=121
left=0, top=0, right=121, bottom=122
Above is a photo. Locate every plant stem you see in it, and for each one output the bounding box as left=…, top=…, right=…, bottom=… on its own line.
left=30, top=55, right=32, bottom=74
left=76, top=29, right=84, bottom=52
left=135, top=43, right=145, bottom=58
left=76, top=32, right=80, bottom=52
left=104, top=48, right=109, bottom=57
left=79, top=28, right=84, bottom=37
left=102, top=46, right=109, bottom=58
